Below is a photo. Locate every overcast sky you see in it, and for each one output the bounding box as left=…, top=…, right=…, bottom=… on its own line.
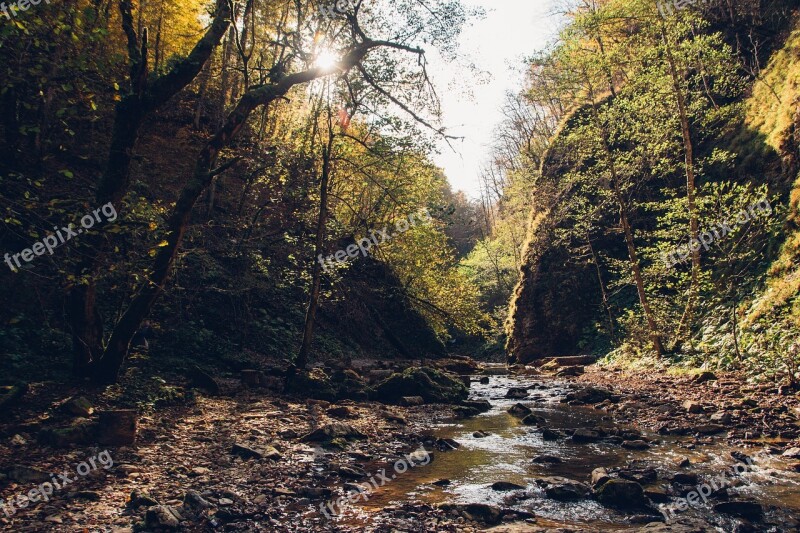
left=428, top=0, right=565, bottom=198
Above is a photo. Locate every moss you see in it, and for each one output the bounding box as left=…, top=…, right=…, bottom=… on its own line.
left=371, top=366, right=469, bottom=404
left=285, top=368, right=338, bottom=401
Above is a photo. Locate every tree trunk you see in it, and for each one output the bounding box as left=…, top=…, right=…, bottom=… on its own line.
left=662, top=25, right=700, bottom=339
left=583, top=69, right=664, bottom=356
left=1, top=86, right=20, bottom=166
left=613, top=180, right=665, bottom=356
left=68, top=98, right=145, bottom=375
left=66, top=0, right=231, bottom=377
left=297, top=113, right=335, bottom=369
left=587, top=231, right=615, bottom=342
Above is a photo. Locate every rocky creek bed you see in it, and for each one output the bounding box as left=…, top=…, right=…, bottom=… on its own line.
left=1, top=361, right=799, bottom=532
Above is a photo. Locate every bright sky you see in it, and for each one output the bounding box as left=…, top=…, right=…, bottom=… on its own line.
left=429, top=0, right=565, bottom=198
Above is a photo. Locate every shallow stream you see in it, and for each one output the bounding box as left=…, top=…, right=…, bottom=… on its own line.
left=351, top=373, right=800, bottom=530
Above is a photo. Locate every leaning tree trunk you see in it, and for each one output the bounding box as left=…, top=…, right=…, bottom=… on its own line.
left=68, top=98, right=145, bottom=375
left=67, top=0, right=231, bottom=377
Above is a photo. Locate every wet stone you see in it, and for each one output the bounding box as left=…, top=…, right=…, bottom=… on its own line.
left=505, top=387, right=529, bottom=399
left=713, top=501, right=763, bottom=521
left=595, top=478, right=649, bottom=510
left=536, top=476, right=590, bottom=501
left=508, top=403, right=532, bottom=417
left=491, top=481, right=526, bottom=491
left=532, top=454, right=562, bottom=464
left=571, top=428, right=601, bottom=443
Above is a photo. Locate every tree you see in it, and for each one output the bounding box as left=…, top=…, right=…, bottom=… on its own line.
left=67, top=0, right=232, bottom=377
left=89, top=0, right=470, bottom=383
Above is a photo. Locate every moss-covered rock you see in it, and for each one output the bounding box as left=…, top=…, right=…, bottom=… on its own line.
left=285, top=368, right=338, bottom=401
left=371, top=367, right=469, bottom=405
left=331, top=368, right=369, bottom=401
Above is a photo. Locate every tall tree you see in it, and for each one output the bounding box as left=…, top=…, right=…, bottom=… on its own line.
left=67, top=0, right=232, bottom=376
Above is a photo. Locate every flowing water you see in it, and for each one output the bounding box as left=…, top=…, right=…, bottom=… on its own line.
left=351, top=373, right=800, bottom=531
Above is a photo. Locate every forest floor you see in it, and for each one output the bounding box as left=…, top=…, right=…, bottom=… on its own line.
left=1, top=360, right=799, bottom=532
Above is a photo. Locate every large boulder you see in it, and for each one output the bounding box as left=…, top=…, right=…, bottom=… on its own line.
left=595, top=479, right=650, bottom=510
left=285, top=368, right=337, bottom=401
left=330, top=368, right=369, bottom=401
left=372, top=367, right=469, bottom=404
left=564, top=386, right=613, bottom=404
left=536, top=476, right=590, bottom=500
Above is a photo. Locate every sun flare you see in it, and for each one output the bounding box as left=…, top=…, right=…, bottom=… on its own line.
left=314, top=49, right=339, bottom=71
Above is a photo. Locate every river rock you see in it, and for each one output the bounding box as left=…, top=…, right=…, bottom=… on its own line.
left=505, top=387, right=529, bottom=399
left=622, top=440, right=651, bottom=450
left=461, top=399, right=492, bottom=412
left=536, top=476, right=590, bottom=500
left=693, top=424, right=725, bottom=435
left=683, top=400, right=704, bottom=414
left=521, top=413, right=545, bottom=426
left=439, top=503, right=504, bottom=525
left=60, top=396, right=94, bottom=417
left=713, top=501, right=763, bottom=521
left=453, top=405, right=481, bottom=418
left=782, top=447, right=800, bottom=459
left=541, top=428, right=564, bottom=440
left=231, top=443, right=281, bottom=460
left=400, top=396, right=425, bottom=406
left=96, top=409, right=138, bottom=446
left=666, top=472, right=697, bottom=485
left=145, top=505, right=182, bottom=529
left=339, top=465, right=368, bottom=479
left=183, top=490, right=212, bottom=509
left=473, top=431, right=490, bottom=438
left=435, top=437, right=461, bottom=451
left=571, top=428, right=601, bottom=442
left=556, top=365, right=584, bottom=377
left=129, top=490, right=159, bottom=509
left=644, top=488, right=670, bottom=503
left=5, top=465, right=51, bottom=483
left=565, top=386, right=612, bottom=404
left=508, top=403, right=532, bottom=417
left=591, top=467, right=610, bottom=487
left=619, top=466, right=657, bottom=484
left=479, top=376, right=490, bottom=384
left=694, top=371, right=718, bottom=383
left=436, top=357, right=479, bottom=375
left=301, top=422, right=365, bottom=442
left=327, top=406, right=356, bottom=418
left=491, top=481, right=526, bottom=491
left=532, top=454, right=562, bottom=464
left=39, top=418, right=96, bottom=447
left=595, top=479, right=649, bottom=510
left=406, top=449, right=433, bottom=464
left=373, top=367, right=469, bottom=404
